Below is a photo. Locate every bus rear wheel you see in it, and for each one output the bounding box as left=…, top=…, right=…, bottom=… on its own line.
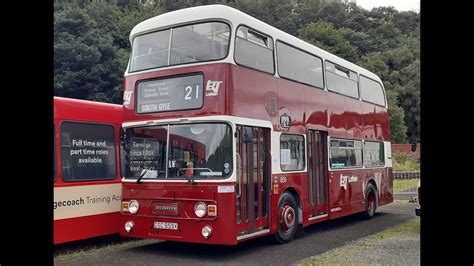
left=273, top=192, right=298, bottom=244
left=363, top=183, right=378, bottom=219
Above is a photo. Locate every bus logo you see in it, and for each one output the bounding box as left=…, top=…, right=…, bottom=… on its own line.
left=280, top=115, right=291, bottom=128
left=152, top=201, right=179, bottom=216
left=205, top=80, right=222, bottom=96
left=123, top=91, right=133, bottom=105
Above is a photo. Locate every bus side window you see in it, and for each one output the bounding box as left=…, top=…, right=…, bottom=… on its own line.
left=280, top=134, right=305, bottom=171
left=60, top=122, right=117, bottom=182
left=235, top=26, right=274, bottom=74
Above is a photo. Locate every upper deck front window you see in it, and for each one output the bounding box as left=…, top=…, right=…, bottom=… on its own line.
left=129, top=22, right=230, bottom=72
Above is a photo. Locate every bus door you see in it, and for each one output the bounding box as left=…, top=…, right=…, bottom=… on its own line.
left=307, top=130, right=329, bottom=218
left=236, top=126, right=270, bottom=236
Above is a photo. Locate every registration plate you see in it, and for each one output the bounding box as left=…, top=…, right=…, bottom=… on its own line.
left=154, top=222, right=178, bottom=230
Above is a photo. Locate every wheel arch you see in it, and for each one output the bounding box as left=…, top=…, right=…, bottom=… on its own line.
left=282, top=187, right=303, bottom=224
left=366, top=179, right=379, bottom=208
left=367, top=179, right=377, bottom=191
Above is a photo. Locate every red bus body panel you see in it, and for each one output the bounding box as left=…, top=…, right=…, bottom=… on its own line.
left=121, top=182, right=238, bottom=245
left=121, top=63, right=393, bottom=244
left=54, top=212, right=121, bottom=244
left=54, top=97, right=123, bottom=244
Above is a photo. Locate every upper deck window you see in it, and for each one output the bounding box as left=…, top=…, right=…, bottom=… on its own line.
left=276, top=41, right=324, bottom=88
left=360, top=75, right=386, bottom=106
left=325, top=62, right=359, bottom=99
left=129, top=22, right=230, bottom=72
left=235, top=26, right=274, bottom=74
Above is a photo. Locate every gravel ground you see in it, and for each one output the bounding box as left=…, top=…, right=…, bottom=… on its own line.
left=55, top=202, right=418, bottom=265
left=296, top=217, right=420, bottom=265
left=363, top=236, right=419, bottom=264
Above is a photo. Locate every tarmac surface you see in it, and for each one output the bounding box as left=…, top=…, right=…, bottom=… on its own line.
left=55, top=202, right=417, bottom=265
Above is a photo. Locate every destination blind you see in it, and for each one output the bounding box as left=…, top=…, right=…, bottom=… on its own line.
left=136, top=74, right=204, bottom=114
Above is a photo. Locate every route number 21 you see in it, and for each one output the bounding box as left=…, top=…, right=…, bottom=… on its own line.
left=185, top=85, right=199, bottom=100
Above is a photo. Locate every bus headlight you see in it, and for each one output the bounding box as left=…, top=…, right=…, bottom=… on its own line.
left=194, top=202, right=207, bottom=217
left=128, top=200, right=139, bottom=214
left=201, top=225, right=212, bottom=239
left=125, top=221, right=134, bottom=233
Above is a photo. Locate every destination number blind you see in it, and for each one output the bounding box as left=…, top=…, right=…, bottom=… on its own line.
left=136, top=74, right=204, bottom=114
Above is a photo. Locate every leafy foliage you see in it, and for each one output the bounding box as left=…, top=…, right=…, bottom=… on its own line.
left=392, top=152, right=420, bottom=171
left=54, top=0, right=419, bottom=143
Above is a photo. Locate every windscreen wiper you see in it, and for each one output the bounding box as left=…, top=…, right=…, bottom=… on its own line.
left=136, top=155, right=161, bottom=184
left=181, top=168, right=213, bottom=185
left=183, top=174, right=197, bottom=185
left=174, top=159, right=197, bottom=185
left=136, top=168, right=147, bottom=184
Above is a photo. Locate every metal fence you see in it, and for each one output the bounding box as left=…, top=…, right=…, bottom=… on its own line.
left=393, top=171, right=420, bottom=201
left=394, top=171, right=420, bottom=179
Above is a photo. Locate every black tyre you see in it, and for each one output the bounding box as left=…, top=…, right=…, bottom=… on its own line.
left=363, top=183, right=378, bottom=219
left=273, top=192, right=299, bottom=244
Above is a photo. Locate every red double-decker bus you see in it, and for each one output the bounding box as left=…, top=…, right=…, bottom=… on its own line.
left=120, top=5, right=393, bottom=245
left=54, top=97, right=123, bottom=244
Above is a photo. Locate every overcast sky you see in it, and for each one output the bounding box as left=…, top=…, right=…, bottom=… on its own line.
left=356, top=0, right=420, bottom=12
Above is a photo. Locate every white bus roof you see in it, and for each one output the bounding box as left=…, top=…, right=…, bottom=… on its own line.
left=130, top=4, right=382, bottom=83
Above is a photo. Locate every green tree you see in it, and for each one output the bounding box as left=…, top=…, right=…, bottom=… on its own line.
left=313, top=2, right=349, bottom=28
left=399, top=60, right=420, bottom=143
left=54, top=1, right=163, bottom=103
left=230, top=0, right=299, bottom=35
left=384, top=47, right=414, bottom=71
left=338, top=27, right=375, bottom=55
left=392, top=11, right=419, bottom=35
left=396, top=26, right=420, bottom=58
left=386, top=89, right=407, bottom=143
left=369, top=19, right=402, bottom=51
left=298, top=21, right=359, bottom=62
left=357, top=52, right=389, bottom=78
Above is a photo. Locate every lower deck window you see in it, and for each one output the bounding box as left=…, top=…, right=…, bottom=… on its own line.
left=364, top=141, right=385, bottom=167
left=329, top=139, right=362, bottom=168
left=280, top=134, right=305, bottom=171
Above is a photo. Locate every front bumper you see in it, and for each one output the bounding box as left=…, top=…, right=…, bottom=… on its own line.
left=120, top=216, right=237, bottom=245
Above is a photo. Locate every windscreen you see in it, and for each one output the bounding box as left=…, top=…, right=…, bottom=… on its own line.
left=123, top=123, right=233, bottom=180
left=129, top=22, right=230, bottom=72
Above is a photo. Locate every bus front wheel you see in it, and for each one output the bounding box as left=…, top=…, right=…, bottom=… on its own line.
left=274, top=192, right=298, bottom=244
